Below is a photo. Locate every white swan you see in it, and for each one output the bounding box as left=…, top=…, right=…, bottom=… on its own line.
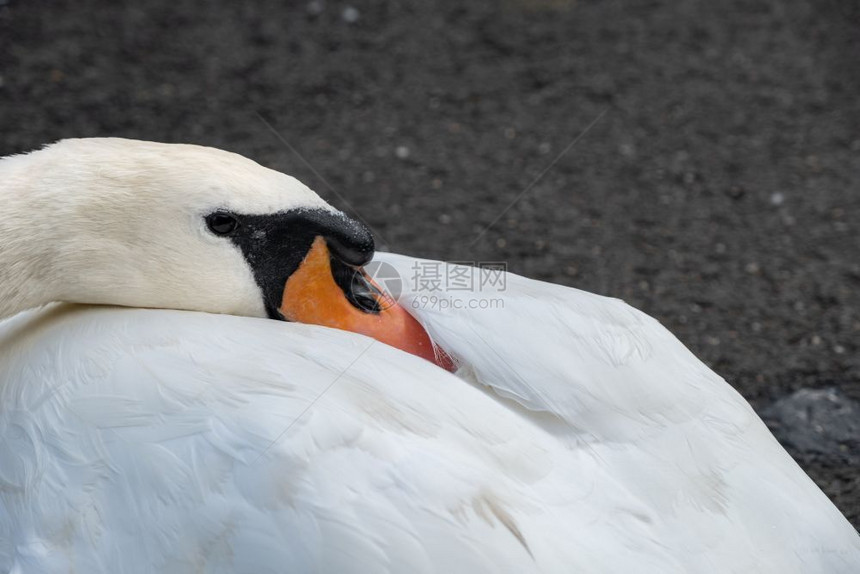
left=0, top=139, right=858, bottom=573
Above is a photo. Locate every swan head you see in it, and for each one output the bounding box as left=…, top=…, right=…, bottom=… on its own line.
left=5, top=138, right=452, bottom=369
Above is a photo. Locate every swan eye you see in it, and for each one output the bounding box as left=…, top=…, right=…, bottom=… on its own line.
left=206, top=212, right=240, bottom=236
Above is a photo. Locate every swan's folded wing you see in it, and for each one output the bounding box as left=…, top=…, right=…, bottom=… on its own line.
left=1, top=290, right=857, bottom=573
left=0, top=305, right=686, bottom=574
left=377, top=252, right=860, bottom=571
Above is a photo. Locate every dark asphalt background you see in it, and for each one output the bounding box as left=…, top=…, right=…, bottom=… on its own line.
left=2, top=0, right=858, bottom=528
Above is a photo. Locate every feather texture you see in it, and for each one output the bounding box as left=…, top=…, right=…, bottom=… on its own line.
left=0, top=253, right=858, bottom=573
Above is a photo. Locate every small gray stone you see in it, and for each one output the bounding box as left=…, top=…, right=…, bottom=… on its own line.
left=394, top=145, right=410, bottom=159
left=763, top=388, right=860, bottom=461
left=342, top=6, right=359, bottom=23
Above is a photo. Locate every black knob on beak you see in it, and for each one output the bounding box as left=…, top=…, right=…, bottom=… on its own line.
left=294, top=209, right=374, bottom=267
left=322, top=220, right=375, bottom=267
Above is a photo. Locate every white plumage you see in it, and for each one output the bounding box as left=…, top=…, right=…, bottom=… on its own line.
left=1, top=253, right=858, bottom=572
left=1, top=139, right=858, bottom=572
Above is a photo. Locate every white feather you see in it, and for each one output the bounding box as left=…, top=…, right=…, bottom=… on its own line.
left=1, top=139, right=857, bottom=572
left=1, top=254, right=858, bottom=572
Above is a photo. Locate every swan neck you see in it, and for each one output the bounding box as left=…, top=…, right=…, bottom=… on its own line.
left=0, top=151, right=64, bottom=319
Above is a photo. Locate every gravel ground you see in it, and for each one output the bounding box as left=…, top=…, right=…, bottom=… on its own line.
left=2, top=0, right=858, bottom=528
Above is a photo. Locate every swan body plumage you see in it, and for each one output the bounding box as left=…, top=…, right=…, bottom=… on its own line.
left=0, top=139, right=858, bottom=573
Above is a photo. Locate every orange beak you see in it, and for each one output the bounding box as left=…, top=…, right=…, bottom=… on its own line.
left=279, top=237, right=455, bottom=371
